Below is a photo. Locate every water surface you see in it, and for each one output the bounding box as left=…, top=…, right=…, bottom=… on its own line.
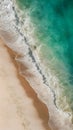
left=16, top=0, right=73, bottom=113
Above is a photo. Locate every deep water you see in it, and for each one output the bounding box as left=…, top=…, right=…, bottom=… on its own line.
left=16, top=0, right=73, bottom=113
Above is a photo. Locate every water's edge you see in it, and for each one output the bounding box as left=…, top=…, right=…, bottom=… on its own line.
left=0, top=0, right=73, bottom=130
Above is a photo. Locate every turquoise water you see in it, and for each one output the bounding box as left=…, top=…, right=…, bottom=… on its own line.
left=16, top=0, right=73, bottom=112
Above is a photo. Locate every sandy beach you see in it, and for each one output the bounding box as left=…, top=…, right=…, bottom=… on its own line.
left=0, top=38, right=51, bottom=130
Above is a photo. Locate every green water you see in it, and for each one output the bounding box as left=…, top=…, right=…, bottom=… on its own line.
left=16, top=0, right=73, bottom=112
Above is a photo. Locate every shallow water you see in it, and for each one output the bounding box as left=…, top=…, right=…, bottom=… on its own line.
left=16, top=0, right=73, bottom=113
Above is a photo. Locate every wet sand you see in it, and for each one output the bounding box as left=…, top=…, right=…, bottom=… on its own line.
left=0, top=38, right=51, bottom=130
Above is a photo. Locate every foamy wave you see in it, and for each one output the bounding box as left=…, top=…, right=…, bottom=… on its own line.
left=0, top=0, right=73, bottom=130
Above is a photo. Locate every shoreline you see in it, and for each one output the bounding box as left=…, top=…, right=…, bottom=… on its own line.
left=4, top=37, right=73, bottom=130
left=0, top=0, right=73, bottom=129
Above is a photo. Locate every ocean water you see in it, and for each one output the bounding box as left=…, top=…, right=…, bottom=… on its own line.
left=16, top=0, right=73, bottom=114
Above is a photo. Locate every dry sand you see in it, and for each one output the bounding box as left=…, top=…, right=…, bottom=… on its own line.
left=0, top=38, right=51, bottom=130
